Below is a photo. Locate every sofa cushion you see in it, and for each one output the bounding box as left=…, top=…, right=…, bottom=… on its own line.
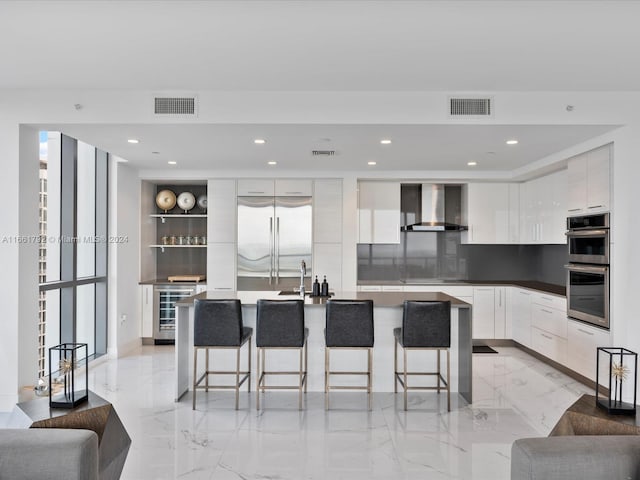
left=511, top=435, right=640, bottom=480
left=0, top=428, right=98, bottom=480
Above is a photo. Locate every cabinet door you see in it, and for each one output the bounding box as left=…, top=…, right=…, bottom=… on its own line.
left=567, top=154, right=587, bottom=214
left=358, top=181, right=400, bottom=244
left=473, top=287, right=495, bottom=339
left=207, top=179, right=236, bottom=243
left=207, top=243, right=236, bottom=291
left=519, top=181, right=536, bottom=243
left=586, top=146, right=610, bottom=211
left=494, top=287, right=507, bottom=339
left=314, top=179, right=342, bottom=244
left=313, top=243, right=342, bottom=292
left=531, top=303, right=567, bottom=338
left=275, top=179, right=313, bottom=197
left=141, top=285, right=154, bottom=338
left=508, top=184, right=520, bottom=243
left=466, top=184, right=509, bottom=244
left=539, top=170, right=567, bottom=244
left=531, top=327, right=567, bottom=364
left=512, top=289, right=532, bottom=347
left=567, top=320, right=610, bottom=381
left=237, top=179, right=275, bottom=196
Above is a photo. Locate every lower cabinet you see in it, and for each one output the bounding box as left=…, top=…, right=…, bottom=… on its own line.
left=567, top=320, right=610, bottom=382
left=141, top=285, right=154, bottom=339
left=472, top=287, right=506, bottom=339
left=511, top=288, right=533, bottom=347
left=207, top=243, right=236, bottom=291
left=531, top=327, right=567, bottom=365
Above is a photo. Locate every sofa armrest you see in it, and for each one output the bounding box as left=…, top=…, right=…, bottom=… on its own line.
left=0, top=428, right=99, bottom=480
left=512, top=435, right=640, bottom=480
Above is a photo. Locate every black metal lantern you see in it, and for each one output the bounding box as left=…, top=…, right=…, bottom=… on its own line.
left=48, top=343, right=88, bottom=408
left=596, top=347, right=637, bottom=416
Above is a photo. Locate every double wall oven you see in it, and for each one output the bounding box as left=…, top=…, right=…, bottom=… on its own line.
left=566, top=213, right=610, bottom=329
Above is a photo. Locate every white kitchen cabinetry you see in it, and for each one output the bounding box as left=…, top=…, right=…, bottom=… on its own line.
left=313, top=179, right=342, bottom=244
left=313, top=243, right=342, bottom=292
left=531, top=293, right=568, bottom=364
left=141, top=284, right=154, bottom=339
left=275, top=179, right=313, bottom=197
left=358, top=181, right=401, bottom=244
left=567, top=320, right=610, bottom=381
left=206, top=243, right=236, bottom=291
left=236, top=179, right=275, bottom=196
left=465, top=184, right=512, bottom=244
left=472, top=287, right=506, bottom=339
left=207, top=179, right=236, bottom=243
left=567, top=144, right=611, bottom=214
left=511, top=288, right=533, bottom=347
left=519, top=170, right=566, bottom=244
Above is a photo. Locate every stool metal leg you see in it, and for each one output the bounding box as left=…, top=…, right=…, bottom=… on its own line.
left=304, top=341, right=308, bottom=394
left=437, top=349, right=441, bottom=393
left=325, top=347, right=330, bottom=410
left=256, top=347, right=261, bottom=410
left=192, top=347, right=198, bottom=410
left=447, top=349, right=451, bottom=412
left=368, top=348, right=373, bottom=411
left=298, top=345, right=303, bottom=410
left=235, top=346, right=241, bottom=410
left=205, top=349, right=210, bottom=392
left=394, top=339, right=398, bottom=394
left=403, top=347, right=408, bottom=411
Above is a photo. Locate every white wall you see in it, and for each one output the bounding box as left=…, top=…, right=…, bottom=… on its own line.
left=108, top=160, right=142, bottom=358
left=1, top=88, right=640, bottom=410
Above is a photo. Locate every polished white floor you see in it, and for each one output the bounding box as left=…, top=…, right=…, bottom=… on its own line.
left=85, top=345, right=591, bottom=480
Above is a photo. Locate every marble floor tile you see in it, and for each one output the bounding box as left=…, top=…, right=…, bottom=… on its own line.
left=82, top=345, right=592, bottom=480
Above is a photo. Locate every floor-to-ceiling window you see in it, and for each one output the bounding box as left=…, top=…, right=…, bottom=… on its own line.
left=38, top=132, right=108, bottom=378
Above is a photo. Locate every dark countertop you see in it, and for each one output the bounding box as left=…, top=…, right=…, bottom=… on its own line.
left=357, top=279, right=565, bottom=296
left=175, top=290, right=472, bottom=308
left=139, top=278, right=206, bottom=286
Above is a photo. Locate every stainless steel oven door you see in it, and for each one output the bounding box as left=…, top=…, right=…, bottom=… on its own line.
left=566, top=229, right=609, bottom=264
left=566, top=263, right=609, bottom=329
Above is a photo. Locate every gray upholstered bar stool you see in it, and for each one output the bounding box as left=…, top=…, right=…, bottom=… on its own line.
left=324, top=299, right=375, bottom=410
left=394, top=300, right=451, bottom=411
left=255, top=299, right=308, bottom=410
left=192, top=299, right=252, bottom=410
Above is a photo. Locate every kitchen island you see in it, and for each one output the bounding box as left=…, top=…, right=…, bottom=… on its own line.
left=174, top=291, right=472, bottom=406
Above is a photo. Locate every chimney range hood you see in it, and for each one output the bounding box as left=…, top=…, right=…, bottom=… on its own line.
left=401, top=183, right=467, bottom=232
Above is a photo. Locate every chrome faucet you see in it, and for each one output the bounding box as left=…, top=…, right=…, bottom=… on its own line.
left=299, top=260, right=307, bottom=298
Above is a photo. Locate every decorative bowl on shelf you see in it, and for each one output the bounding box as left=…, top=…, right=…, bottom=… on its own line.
left=155, top=189, right=177, bottom=212
left=177, top=192, right=196, bottom=212
left=197, top=194, right=207, bottom=210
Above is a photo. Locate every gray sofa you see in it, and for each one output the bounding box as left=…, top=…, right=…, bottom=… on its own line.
left=511, top=435, right=640, bottom=480
left=0, top=428, right=98, bottom=480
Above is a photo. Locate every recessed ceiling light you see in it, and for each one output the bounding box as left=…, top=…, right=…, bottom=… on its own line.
left=268, top=161, right=277, bottom=165
left=127, top=139, right=139, bottom=144
left=380, top=139, right=392, bottom=145
left=254, top=139, right=266, bottom=144
left=467, top=161, right=477, bottom=166
left=506, top=139, right=519, bottom=145
left=168, top=161, right=177, bottom=165
left=152, top=151, right=160, bottom=155
left=368, top=161, right=377, bottom=166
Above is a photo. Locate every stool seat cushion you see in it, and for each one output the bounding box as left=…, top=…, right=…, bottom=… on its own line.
left=256, top=299, right=306, bottom=347
left=194, top=299, right=247, bottom=346
left=401, top=300, right=451, bottom=348
left=325, top=299, right=374, bottom=347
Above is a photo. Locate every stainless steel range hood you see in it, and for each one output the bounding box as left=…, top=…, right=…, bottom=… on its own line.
left=401, top=183, right=467, bottom=231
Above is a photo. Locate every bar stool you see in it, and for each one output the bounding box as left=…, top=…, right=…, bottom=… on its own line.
left=394, top=300, right=451, bottom=411
left=192, top=299, right=252, bottom=410
left=324, top=299, right=374, bottom=410
left=255, top=299, right=308, bottom=410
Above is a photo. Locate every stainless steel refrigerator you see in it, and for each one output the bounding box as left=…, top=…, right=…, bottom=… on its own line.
left=237, top=196, right=312, bottom=291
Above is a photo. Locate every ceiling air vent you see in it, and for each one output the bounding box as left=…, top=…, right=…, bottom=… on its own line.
left=312, top=150, right=336, bottom=156
left=449, top=97, right=493, bottom=117
left=154, top=97, right=196, bottom=115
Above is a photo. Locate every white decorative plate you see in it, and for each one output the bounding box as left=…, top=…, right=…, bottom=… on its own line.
left=197, top=194, right=207, bottom=209
left=155, top=189, right=176, bottom=212
left=177, top=191, right=196, bottom=212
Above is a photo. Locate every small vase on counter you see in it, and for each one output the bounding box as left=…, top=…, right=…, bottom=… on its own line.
left=320, top=276, right=329, bottom=297
left=312, top=276, right=321, bottom=296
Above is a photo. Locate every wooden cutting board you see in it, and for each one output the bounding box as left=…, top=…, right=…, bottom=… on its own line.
left=167, top=274, right=206, bottom=283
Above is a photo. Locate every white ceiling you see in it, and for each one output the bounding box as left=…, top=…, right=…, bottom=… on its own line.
left=56, top=123, right=617, bottom=172
left=3, top=1, right=634, bottom=173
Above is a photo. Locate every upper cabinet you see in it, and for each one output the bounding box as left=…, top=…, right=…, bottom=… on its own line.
left=237, top=179, right=313, bottom=197
left=357, top=181, right=401, bottom=244
left=567, top=144, right=611, bottom=214
left=464, top=183, right=519, bottom=244
left=519, top=169, right=567, bottom=244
